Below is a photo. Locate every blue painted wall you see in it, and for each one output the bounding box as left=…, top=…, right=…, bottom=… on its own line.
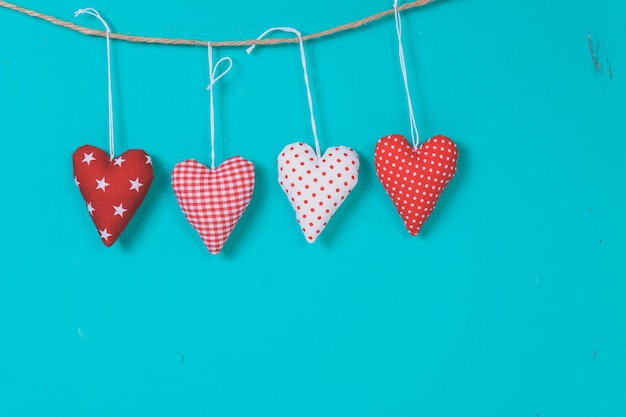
left=1, top=0, right=625, bottom=416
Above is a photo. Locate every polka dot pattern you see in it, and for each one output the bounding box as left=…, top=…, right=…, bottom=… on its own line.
left=278, top=142, right=359, bottom=243
left=374, top=134, right=457, bottom=236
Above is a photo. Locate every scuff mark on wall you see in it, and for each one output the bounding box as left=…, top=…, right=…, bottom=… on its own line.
left=587, top=31, right=613, bottom=81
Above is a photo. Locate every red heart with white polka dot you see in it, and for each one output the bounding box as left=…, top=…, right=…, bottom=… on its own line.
left=278, top=142, right=359, bottom=243
left=374, top=134, right=457, bottom=235
left=73, top=144, right=154, bottom=246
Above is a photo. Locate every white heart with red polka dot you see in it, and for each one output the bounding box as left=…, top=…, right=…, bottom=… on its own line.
left=278, top=142, right=359, bottom=243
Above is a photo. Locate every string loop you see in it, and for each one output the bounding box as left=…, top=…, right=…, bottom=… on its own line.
left=207, top=42, right=233, bottom=170
left=247, top=27, right=321, bottom=158
left=394, top=0, right=420, bottom=148
left=75, top=8, right=116, bottom=159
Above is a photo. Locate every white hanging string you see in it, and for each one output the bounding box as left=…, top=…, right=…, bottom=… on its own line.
left=394, top=0, right=420, bottom=148
left=207, top=42, right=233, bottom=170
left=246, top=27, right=321, bottom=158
left=75, top=8, right=116, bottom=159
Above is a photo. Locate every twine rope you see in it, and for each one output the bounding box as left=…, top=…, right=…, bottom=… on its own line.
left=0, top=0, right=436, bottom=47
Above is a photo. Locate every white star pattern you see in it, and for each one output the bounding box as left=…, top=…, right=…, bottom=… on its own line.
left=82, top=152, right=96, bottom=165
left=113, top=203, right=128, bottom=217
left=113, top=156, right=126, bottom=167
left=99, top=228, right=112, bottom=241
left=95, top=177, right=110, bottom=192
left=129, top=177, right=143, bottom=192
left=73, top=147, right=154, bottom=247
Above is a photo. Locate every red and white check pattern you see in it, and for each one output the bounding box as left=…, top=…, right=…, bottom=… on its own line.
left=171, top=156, right=255, bottom=254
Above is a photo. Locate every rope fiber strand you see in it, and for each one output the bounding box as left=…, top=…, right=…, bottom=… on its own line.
left=0, top=0, right=436, bottom=47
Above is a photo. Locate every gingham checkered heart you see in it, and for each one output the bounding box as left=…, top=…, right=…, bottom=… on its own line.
left=374, top=134, right=457, bottom=235
left=278, top=142, right=359, bottom=243
left=171, top=156, right=255, bottom=254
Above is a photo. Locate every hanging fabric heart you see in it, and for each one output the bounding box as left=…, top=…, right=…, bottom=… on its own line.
left=72, top=8, right=153, bottom=246
left=247, top=27, right=359, bottom=243
left=375, top=1, right=458, bottom=235
left=277, top=143, right=358, bottom=243
left=171, top=157, right=254, bottom=254
left=171, top=43, right=255, bottom=254
left=374, top=134, right=456, bottom=235
left=73, top=145, right=153, bottom=246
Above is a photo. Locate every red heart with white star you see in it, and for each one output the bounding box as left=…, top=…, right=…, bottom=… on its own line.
left=171, top=156, right=255, bottom=254
left=374, top=134, right=457, bottom=235
left=72, top=145, right=154, bottom=246
left=278, top=142, right=359, bottom=243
